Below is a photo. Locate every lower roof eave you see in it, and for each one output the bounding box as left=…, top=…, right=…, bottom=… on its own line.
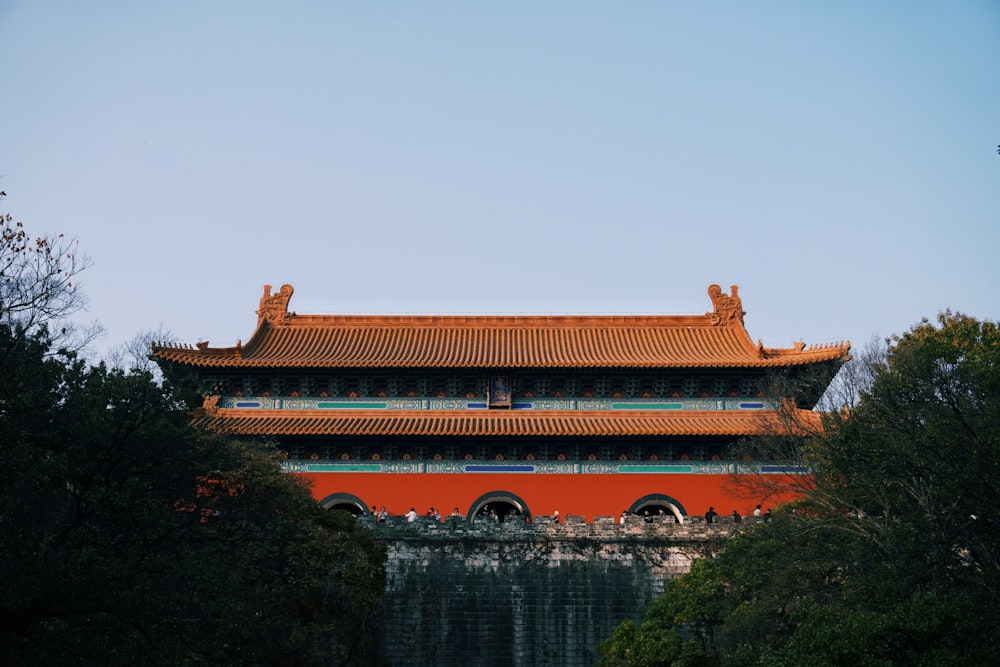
left=191, top=408, right=823, bottom=438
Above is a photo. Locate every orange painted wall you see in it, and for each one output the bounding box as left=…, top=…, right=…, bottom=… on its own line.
left=298, top=472, right=801, bottom=521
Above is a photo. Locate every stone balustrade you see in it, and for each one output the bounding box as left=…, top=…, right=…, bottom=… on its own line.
left=363, top=512, right=758, bottom=539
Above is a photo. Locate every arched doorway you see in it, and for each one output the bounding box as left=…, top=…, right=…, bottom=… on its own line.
left=468, top=490, right=532, bottom=524
left=318, top=492, right=368, bottom=516
left=628, top=493, right=687, bottom=523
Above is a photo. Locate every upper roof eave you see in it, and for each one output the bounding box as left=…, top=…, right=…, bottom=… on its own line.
left=148, top=283, right=851, bottom=371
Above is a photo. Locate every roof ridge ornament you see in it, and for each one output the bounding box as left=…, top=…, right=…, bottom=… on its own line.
left=203, top=394, right=220, bottom=416
left=257, top=283, right=295, bottom=326
left=706, top=284, right=745, bottom=326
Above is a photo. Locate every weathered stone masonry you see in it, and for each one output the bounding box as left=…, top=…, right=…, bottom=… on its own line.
left=367, top=515, right=748, bottom=667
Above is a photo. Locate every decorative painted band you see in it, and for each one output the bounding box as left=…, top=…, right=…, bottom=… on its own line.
left=316, top=401, right=388, bottom=409
left=280, top=460, right=808, bottom=475
left=222, top=396, right=773, bottom=411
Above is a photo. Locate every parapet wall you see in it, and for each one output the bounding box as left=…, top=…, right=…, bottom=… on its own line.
left=365, top=515, right=751, bottom=666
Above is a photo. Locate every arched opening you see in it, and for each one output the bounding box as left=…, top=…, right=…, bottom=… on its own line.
left=468, top=490, right=532, bottom=524
left=318, top=492, right=368, bottom=517
left=628, top=493, right=687, bottom=523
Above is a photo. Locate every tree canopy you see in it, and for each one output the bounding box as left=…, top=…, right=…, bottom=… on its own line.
left=600, top=312, right=1000, bottom=666
left=0, top=206, right=386, bottom=666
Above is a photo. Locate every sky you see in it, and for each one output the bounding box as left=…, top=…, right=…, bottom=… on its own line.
left=2, top=2, right=998, bottom=361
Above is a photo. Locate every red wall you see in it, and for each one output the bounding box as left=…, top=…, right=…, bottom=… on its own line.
left=298, top=471, right=801, bottom=521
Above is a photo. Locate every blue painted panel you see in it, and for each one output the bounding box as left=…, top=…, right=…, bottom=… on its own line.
left=464, top=465, right=536, bottom=473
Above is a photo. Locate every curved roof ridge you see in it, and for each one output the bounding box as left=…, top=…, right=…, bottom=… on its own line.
left=285, top=312, right=717, bottom=328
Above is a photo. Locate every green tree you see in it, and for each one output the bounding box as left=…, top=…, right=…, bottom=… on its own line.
left=0, top=208, right=386, bottom=665
left=811, top=313, right=1000, bottom=596
left=600, top=313, right=1000, bottom=666
left=598, top=556, right=726, bottom=666
left=0, top=323, right=386, bottom=666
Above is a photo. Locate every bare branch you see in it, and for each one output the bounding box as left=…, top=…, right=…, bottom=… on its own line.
left=0, top=196, right=101, bottom=356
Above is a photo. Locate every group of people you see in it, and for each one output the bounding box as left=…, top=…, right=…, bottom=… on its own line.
left=373, top=503, right=775, bottom=524
left=703, top=504, right=771, bottom=524
left=374, top=505, right=462, bottom=523
left=626, top=508, right=675, bottom=524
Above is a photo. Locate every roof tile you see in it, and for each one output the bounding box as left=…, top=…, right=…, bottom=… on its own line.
left=150, top=284, right=850, bottom=370
left=192, top=408, right=821, bottom=437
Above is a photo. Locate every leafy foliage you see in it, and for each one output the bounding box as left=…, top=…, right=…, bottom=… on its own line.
left=600, top=312, right=1000, bottom=666
left=0, top=322, right=386, bottom=665
left=0, top=207, right=386, bottom=665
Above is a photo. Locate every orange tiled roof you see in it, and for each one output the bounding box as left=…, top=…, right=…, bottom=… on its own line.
left=151, top=283, right=850, bottom=370
left=191, top=408, right=822, bottom=437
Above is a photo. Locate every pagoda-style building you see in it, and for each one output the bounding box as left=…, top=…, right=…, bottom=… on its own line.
left=151, top=284, right=849, bottom=523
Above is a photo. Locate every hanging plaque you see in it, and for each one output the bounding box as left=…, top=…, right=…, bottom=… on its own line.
left=488, top=375, right=511, bottom=408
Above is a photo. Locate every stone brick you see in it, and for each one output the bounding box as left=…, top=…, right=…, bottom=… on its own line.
left=367, top=518, right=735, bottom=666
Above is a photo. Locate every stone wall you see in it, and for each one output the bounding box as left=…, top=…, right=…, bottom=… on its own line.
left=365, top=515, right=747, bottom=666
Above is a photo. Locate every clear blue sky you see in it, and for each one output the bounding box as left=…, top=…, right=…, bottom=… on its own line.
left=2, top=2, right=998, bottom=359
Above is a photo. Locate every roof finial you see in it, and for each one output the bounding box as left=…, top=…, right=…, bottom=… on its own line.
left=256, top=283, right=295, bottom=326
left=202, top=394, right=220, bottom=416
left=706, top=284, right=745, bottom=326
